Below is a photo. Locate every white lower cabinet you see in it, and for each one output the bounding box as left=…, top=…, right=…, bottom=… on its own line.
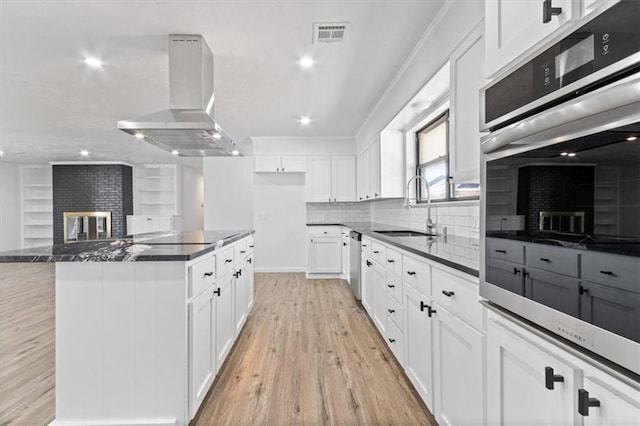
left=404, top=283, right=435, bottom=410
left=487, top=311, right=640, bottom=426
left=188, top=286, right=216, bottom=419
left=307, top=226, right=342, bottom=275
left=215, top=273, right=235, bottom=369
left=433, top=305, right=485, bottom=426
left=371, top=261, right=387, bottom=336
left=126, top=215, right=179, bottom=234
left=233, top=265, right=247, bottom=337
left=361, top=256, right=373, bottom=314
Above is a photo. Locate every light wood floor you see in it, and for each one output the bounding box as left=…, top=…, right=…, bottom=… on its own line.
left=194, top=273, right=434, bottom=425
left=0, top=266, right=433, bottom=425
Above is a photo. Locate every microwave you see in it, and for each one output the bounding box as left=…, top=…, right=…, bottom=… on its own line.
left=479, top=1, right=640, bottom=376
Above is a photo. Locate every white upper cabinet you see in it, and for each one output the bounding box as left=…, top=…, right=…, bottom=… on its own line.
left=254, top=155, right=306, bottom=173
left=357, top=130, right=404, bottom=201
left=485, top=0, right=575, bottom=77
left=306, top=156, right=356, bottom=202
left=449, top=22, right=485, bottom=184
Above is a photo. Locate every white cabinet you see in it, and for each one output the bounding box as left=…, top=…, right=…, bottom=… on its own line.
left=306, top=156, right=356, bottom=202
left=214, top=272, right=235, bottom=370
left=433, top=306, right=484, bottom=426
left=307, top=226, right=342, bottom=275
left=20, top=165, right=53, bottom=248
left=254, top=156, right=306, bottom=173
left=404, top=283, right=435, bottom=410
left=245, top=251, right=255, bottom=312
left=126, top=215, right=178, bottom=235
left=371, top=261, right=387, bottom=336
left=485, top=0, right=575, bottom=77
left=487, top=311, right=640, bottom=426
left=341, top=228, right=350, bottom=281
left=134, top=164, right=182, bottom=216
left=361, top=255, right=374, bottom=313
left=357, top=131, right=404, bottom=201
left=449, top=22, right=484, bottom=185
left=188, top=286, right=215, bottom=418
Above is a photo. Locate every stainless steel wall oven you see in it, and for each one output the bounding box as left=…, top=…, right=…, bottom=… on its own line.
left=480, top=0, right=640, bottom=375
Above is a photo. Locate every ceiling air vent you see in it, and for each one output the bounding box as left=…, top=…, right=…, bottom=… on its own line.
left=313, top=22, right=349, bottom=43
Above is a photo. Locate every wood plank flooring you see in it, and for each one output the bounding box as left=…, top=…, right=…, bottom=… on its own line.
left=0, top=263, right=55, bottom=425
left=0, top=266, right=434, bottom=425
left=193, top=273, right=434, bottom=425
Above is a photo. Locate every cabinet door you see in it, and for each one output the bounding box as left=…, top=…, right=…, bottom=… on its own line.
left=341, top=238, right=350, bottom=280
left=306, top=156, right=332, bottom=202
left=449, top=22, right=484, bottom=184
left=526, top=268, right=580, bottom=317
left=404, top=284, right=435, bottom=410
left=487, top=258, right=525, bottom=296
left=581, top=370, right=640, bottom=425
left=369, top=137, right=381, bottom=199
left=580, top=280, right=640, bottom=343
left=433, top=306, right=484, bottom=426
left=214, top=274, right=235, bottom=370
left=233, top=267, right=247, bottom=337
left=254, top=156, right=281, bottom=172
left=361, top=146, right=371, bottom=200
left=356, top=151, right=366, bottom=201
left=188, top=287, right=215, bottom=418
left=150, top=216, right=172, bottom=232
left=362, top=256, right=374, bottom=314
left=246, top=255, right=255, bottom=311
left=281, top=156, right=307, bottom=172
left=331, top=156, right=356, bottom=202
left=372, top=262, right=387, bottom=336
left=308, top=237, right=341, bottom=273
left=485, top=0, right=574, bottom=77
left=487, top=319, right=577, bottom=425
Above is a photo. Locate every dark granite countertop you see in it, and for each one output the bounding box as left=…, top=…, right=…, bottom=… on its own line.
left=0, top=230, right=254, bottom=262
left=307, top=222, right=479, bottom=277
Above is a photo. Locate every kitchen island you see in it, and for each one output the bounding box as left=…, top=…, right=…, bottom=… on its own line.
left=0, top=230, right=255, bottom=426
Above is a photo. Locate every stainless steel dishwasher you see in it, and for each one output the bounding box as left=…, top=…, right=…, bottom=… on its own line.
left=349, top=230, right=362, bottom=300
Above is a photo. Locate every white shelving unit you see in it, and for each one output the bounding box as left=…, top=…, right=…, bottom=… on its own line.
left=21, top=165, right=53, bottom=248
left=134, top=164, right=182, bottom=216
left=594, top=166, right=619, bottom=236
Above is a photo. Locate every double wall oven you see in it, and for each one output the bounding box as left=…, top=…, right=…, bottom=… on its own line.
left=480, top=0, right=640, bottom=375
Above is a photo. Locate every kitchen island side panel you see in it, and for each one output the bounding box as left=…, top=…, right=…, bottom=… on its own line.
left=54, top=261, right=187, bottom=425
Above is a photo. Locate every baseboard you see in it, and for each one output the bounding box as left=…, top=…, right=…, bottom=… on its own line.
left=50, top=419, right=177, bottom=426
left=254, top=267, right=306, bottom=273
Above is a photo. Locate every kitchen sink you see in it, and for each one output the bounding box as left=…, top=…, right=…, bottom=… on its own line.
left=374, top=230, right=437, bottom=237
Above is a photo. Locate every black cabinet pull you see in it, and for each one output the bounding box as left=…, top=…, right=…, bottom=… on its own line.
left=544, top=367, right=564, bottom=390
left=366, top=260, right=372, bottom=267
left=282, top=168, right=285, bottom=172
left=276, top=167, right=280, bottom=172
left=579, top=285, right=589, bottom=295
left=240, top=250, right=246, bottom=254
left=373, top=250, right=379, bottom=254
left=540, top=258, right=551, bottom=262
left=427, top=305, right=437, bottom=317
left=343, top=242, right=347, bottom=246
left=375, top=193, right=379, bottom=197
left=233, top=271, right=240, bottom=278
left=387, top=259, right=394, bottom=263
left=388, top=338, right=396, bottom=343
left=578, top=389, right=600, bottom=416
left=204, top=272, right=214, bottom=277
left=495, top=249, right=507, bottom=253
left=543, top=0, right=562, bottom=23
left=599, top=270, right=614, bottom=276
left=513, top=268, right=521, bottom=275
left=248, top=258, right=252, bottom=264
left=249, top=245, right=254, bottom=248
left=366, top=195, right=370, bottom=199
left=407, top=271, right=416, bottom=276
left=442, top=290, right=454, bottom=297
left=388, top=309, right=395, bottom=314
left=225, top=259, right=233, bottom=263
left=362, top=244, right=367, bottom=247
left=213, top=288, right=221, bottom=296
left=387, top=284, right=395, bottom=288
left=524, top=271, right=530, bottom=278
left=420, top=301, right=428, bottom=312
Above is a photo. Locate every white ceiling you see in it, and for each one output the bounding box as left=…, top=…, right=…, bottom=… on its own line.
left=0, top=0, right=445, bottom=166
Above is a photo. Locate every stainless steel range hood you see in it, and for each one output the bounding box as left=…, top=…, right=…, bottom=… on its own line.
left=118, top=35, right=242, bottom=157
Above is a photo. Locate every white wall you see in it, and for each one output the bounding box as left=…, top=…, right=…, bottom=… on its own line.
left=181, top=165, right=204, bottom=231
left=0, top=162, right=22, bottom=251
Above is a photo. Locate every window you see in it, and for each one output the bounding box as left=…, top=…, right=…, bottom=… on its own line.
left=416, top=111, right=479, bottom=202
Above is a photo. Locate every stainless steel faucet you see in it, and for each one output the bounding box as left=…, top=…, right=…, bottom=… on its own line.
left=405, top=175, right=436, bottom=233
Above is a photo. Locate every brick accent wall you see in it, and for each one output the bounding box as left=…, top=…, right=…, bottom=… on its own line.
left=52, top=165, right=133, bottom=243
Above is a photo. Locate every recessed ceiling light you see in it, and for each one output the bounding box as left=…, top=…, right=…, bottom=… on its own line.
left=212, top=133, right=222, bottom=140
left=0, top=150, right=4, bottom=157
left=627, top=136, right=638, bottom=141
left=567, top=152, right=576, bottom=157
left=299, top=57, right=315, bottom=68
left=80, top=150, right=89, bottom=156
left=134, top=132, right=145, bottom=139
left=299, top=116, right=311, bottom=125
left=171, top=150, right=180, bottom=156
left=231, top=150, right=240, bottom=156
left=84, top=57, right=103, bottom=68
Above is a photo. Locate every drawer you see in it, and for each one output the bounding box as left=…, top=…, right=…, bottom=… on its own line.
left=246, top=235, right=255, bottom=253
left=384, top=246, right=403, bottom=277
left=216, top=246, right=235, bottom=278
left=371, top=241, right=386, bottom=264
left=362, top=236, right=373, bottom=255
left=581, top=252, right=640, bottom=294
left=486, top=238, right=524, bottom=264
left=403, top=254, right=431, bottom=297
left=234, top=240, right=249, bottom=263
left=385, top=319, right=405, bottom=367
left=386, top=272, right=403, bottom=305
left=308, top=226, right=341, bottom=238
left=190, top=255, right=216, bottom=297
left=432, top=267, right=483, bottom=330
left=386, top=293, right=403, bottom=331
left=526, top=243, right=578, bottom=277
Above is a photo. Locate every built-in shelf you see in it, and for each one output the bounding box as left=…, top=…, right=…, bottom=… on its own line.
left=134, top=164, right=182, bottom=216
left=21, top=166, right=53, bottom=248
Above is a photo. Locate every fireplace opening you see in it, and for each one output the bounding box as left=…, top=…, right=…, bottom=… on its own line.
left=63, top=212, right=112, bottom=243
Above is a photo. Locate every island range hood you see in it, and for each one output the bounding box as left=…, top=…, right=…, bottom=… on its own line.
left=118, top=34, right=242, bottom=157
